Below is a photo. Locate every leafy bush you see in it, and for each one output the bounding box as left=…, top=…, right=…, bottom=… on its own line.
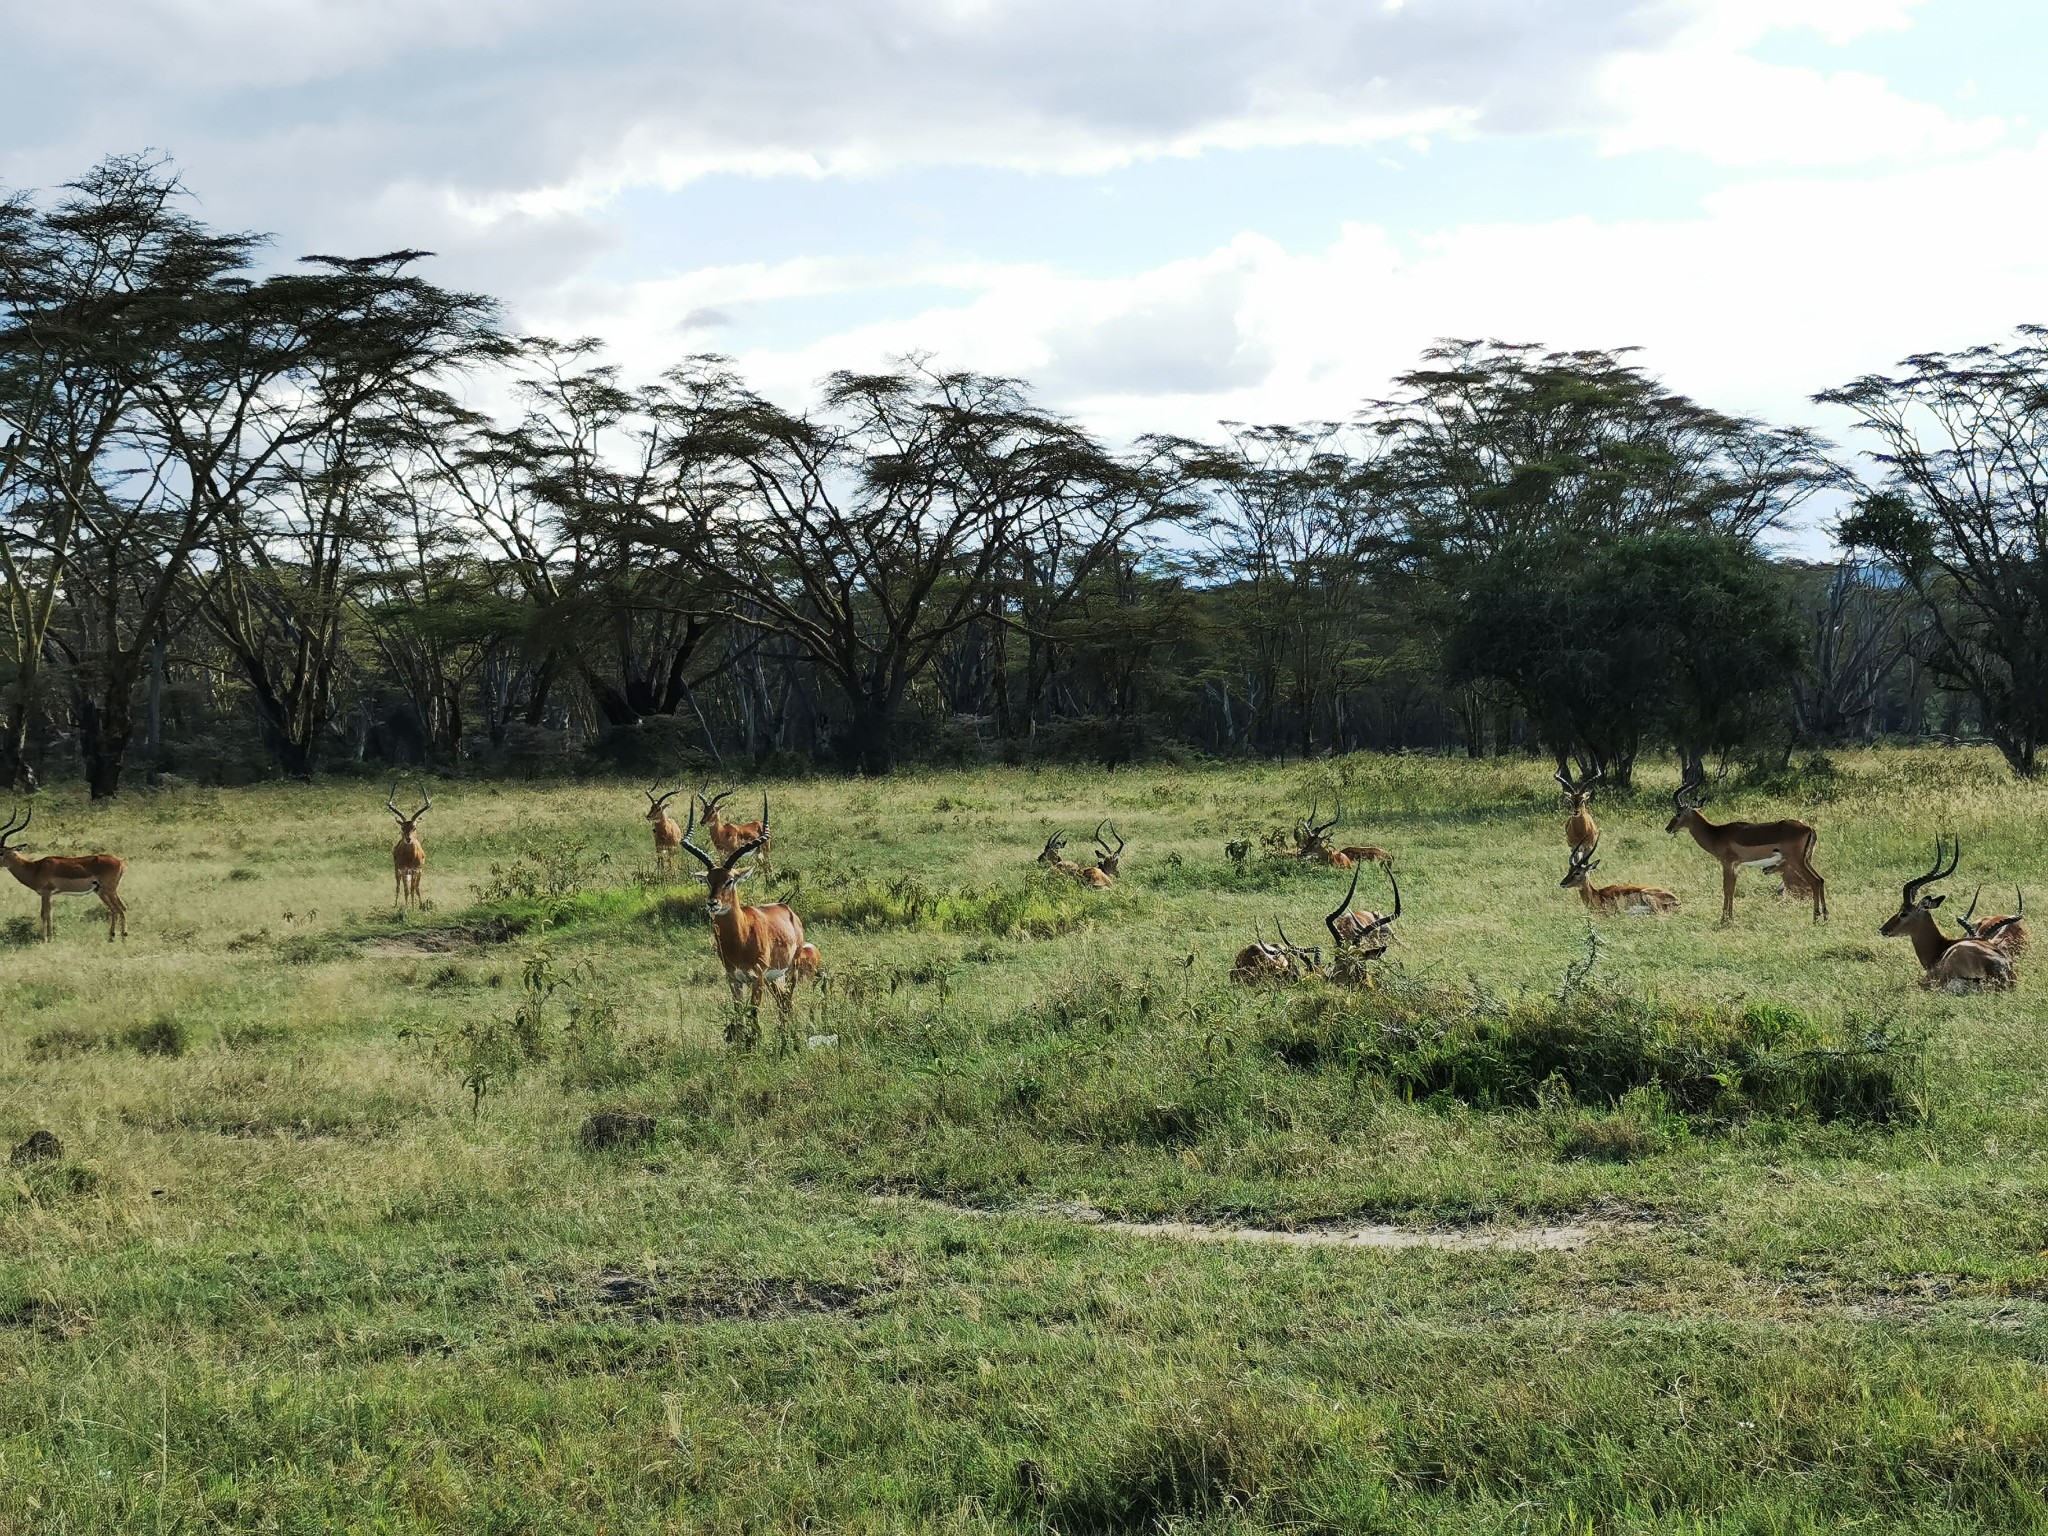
left=479, top=841, right=608, bottom=906
left=801, top=875, right=1091, bottom=939
left=1264, top=978, right=1924, bottom=1126
left=125, top=1015, right=189, bottom=1058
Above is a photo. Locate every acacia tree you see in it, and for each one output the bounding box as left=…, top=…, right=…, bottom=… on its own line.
left=1824, top=331, right=2048, bottom=777
left=1391, top=340, right=1837, bottom=776
left=194, top=255, right=503, bottom=776
left=0, top=156, right=202, bottom=789
left=1183, top=423, right=1395, bottom=756
left=658, top=360, right=1148, bottom=773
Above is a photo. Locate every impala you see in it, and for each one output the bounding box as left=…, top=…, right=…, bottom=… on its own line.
left=387, top=784, right=430, bottom=907
left=699, top=789, right=771, bottom=873
left=1557, top=764, right=1602, bottom=852
left=1325, top=861, right=1400, bottom=960
left=1961, top=887, right=2028, bottom=960
left=1039, top=832, right=1113, bottom=889
left=0, top=806, right=128, bottom=942
left=1880, top=837, right=2013, bottom=992
left=1091, top=821, right=1126, bottom=880
left=1666, top=774, right=1827, bottom=922
left=1230, top=920, right=1319, bottom=984
left=1297, top=799, right=1392, bottom=869
left=644, top=785, right=684, bottom=871
left=1560, top=836, right=1679, bottom=915
left=680, top=801, right=808, bottom=1047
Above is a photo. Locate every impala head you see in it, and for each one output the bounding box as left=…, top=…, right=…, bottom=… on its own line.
left=0, top=803, right=28, bottom=858
left=1273, top=918, right=1321, bottom=974
left=1556, top=764, right=1602, bottom=812
left=1959, top=884, right=2023, bottom=939
left=1665, top=775, right=1706, bottom=835
left=1326, top=861, right=1400, bottom=948
left=1881, top=835, right=1960, bottom=937
left=1094, top=819, right=1126, bottom=874
left=682, top=794, right=769, bottom=916
left=386, top=783, right=430, bottom=838
left=645, top=784, right=682, bottom=824
left=1298, top=798, right=1338, bottom=853
left=698, top=788, right=736, bottom=825
left=1560, top=836, right=1601, bottom=890
left=1038, top=832, right=1069, bottom=866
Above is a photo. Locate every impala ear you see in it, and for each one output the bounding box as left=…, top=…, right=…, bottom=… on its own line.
left=1926, top=893, right=1946, bottom=908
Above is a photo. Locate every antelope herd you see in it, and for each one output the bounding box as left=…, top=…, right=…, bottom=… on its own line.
left=0, top=762, right=2032, bottom=1014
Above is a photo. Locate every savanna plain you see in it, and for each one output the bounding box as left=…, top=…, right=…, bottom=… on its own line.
left=4, top=748, right=2048, bottom=1533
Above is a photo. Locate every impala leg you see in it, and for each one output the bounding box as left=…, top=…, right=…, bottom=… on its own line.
left=1721, top=865, right=1738, bottom=925
left=40, top=892, right=52, bottom=942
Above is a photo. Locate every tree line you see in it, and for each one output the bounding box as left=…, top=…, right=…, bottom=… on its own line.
left=3, top=157, right=2043, bottom=797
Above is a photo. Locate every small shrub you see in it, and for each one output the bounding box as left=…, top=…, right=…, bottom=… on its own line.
left=125, top=1016, right=189, bottom=1058
left=0, top=916, right=39, bottom=947
left=218, top=1022, right=289, bottom=1051
left=226, top=867, right=259, bottom=882
left=479, top=842, right=607, bottom=906
left=27, top=1027, right=106, bottom=1061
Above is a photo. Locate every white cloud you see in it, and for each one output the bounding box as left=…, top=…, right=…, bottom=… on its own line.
left=536, top=133, right=2048, bottom=449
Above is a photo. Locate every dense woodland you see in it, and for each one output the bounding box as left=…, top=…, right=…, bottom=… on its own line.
left=4, top=156, right=2045, bottom=797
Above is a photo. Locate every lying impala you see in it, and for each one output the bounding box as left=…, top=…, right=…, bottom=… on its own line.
left=1961, top=887, right=2029, bottom=960
left=387, top=784, right=430, bottom=907
left=1230, top=920, right=1320, bottom=984
left=680, top=801, right=808, bottom=1047
left=1296, top=800, right=1392, bottom=869
left=1666, top=774, right=1827, bottom=922
left=1557, top=763, right=1602, bottom=852
left=1091, top=821, right=1127, bottom=879
left=1881, top=837, right=2013, bottom=992
left=1560, top=837, right=1679, bottom=915
left=1039, top=832, right=1113, bottom=888
left=0, top=806, right=128, bottom=942
left=644, top=785, right=684, bottom=871
left=1325, top=862, right=1400, bottom=961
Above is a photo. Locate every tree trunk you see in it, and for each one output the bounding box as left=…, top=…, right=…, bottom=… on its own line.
left=0, top=699, right=37, bottom=792
left=836, top=692, right=897, bottom=775
left=75, top=666, right=140, bottom=801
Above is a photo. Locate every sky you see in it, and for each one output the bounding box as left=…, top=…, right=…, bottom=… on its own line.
left=3, top=0, right=2043, bottom=548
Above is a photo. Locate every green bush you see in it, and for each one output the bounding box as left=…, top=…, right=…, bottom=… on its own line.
left=1264, top=978, right=1924, bottom=1125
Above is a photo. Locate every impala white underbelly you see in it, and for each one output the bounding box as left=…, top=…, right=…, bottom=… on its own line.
left=1739, top=853, right=1784, bottom=871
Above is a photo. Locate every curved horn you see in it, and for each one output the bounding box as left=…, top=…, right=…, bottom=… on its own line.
left=413, top=784, right=431, bottom=820
left=728, top=794, right=771, bottom=862
left=1327, top=864, right=1362, bottom=946
left=703, top=788, right=736, bottom=815
left=1380, top=864, right=1400, bottom=925
left=1555, top=767, right=1575, bottom=795
left=1276, top=919, right=1314, bottom=964
left=1094, top=818, right=1112, bottom=851
left=386, top=782, right=406, bottom=823
left=2018, top=887, right=2025, bottom=921
left=0, top=803, right=28, bottom=847
left=1106, top=820, right=1125, bottom=855
left=678, top=802, right=717, bottom=871
left=1902, top=835, right=1953, bottom=907
left=1965, top=885, right=1982, bottom=926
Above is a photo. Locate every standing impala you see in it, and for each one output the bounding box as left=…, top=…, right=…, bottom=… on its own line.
left=644, top=785, right=684, bottom=871
left=680, top=801, right=808, bottom=1047
left=0, top=806, right=128, bottom=942
left=1666, top=774, right=1827, bottom=922
left=387, top=784, right=430, bottom=907
left=699, top=789, right=771, bottom=874
left=1557, top=764, right=1602, bottom=852
left=1881, top=838, right=2013, bottom=991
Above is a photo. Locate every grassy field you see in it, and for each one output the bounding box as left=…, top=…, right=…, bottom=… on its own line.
left=4, top=747, right=2048, bottom=1533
